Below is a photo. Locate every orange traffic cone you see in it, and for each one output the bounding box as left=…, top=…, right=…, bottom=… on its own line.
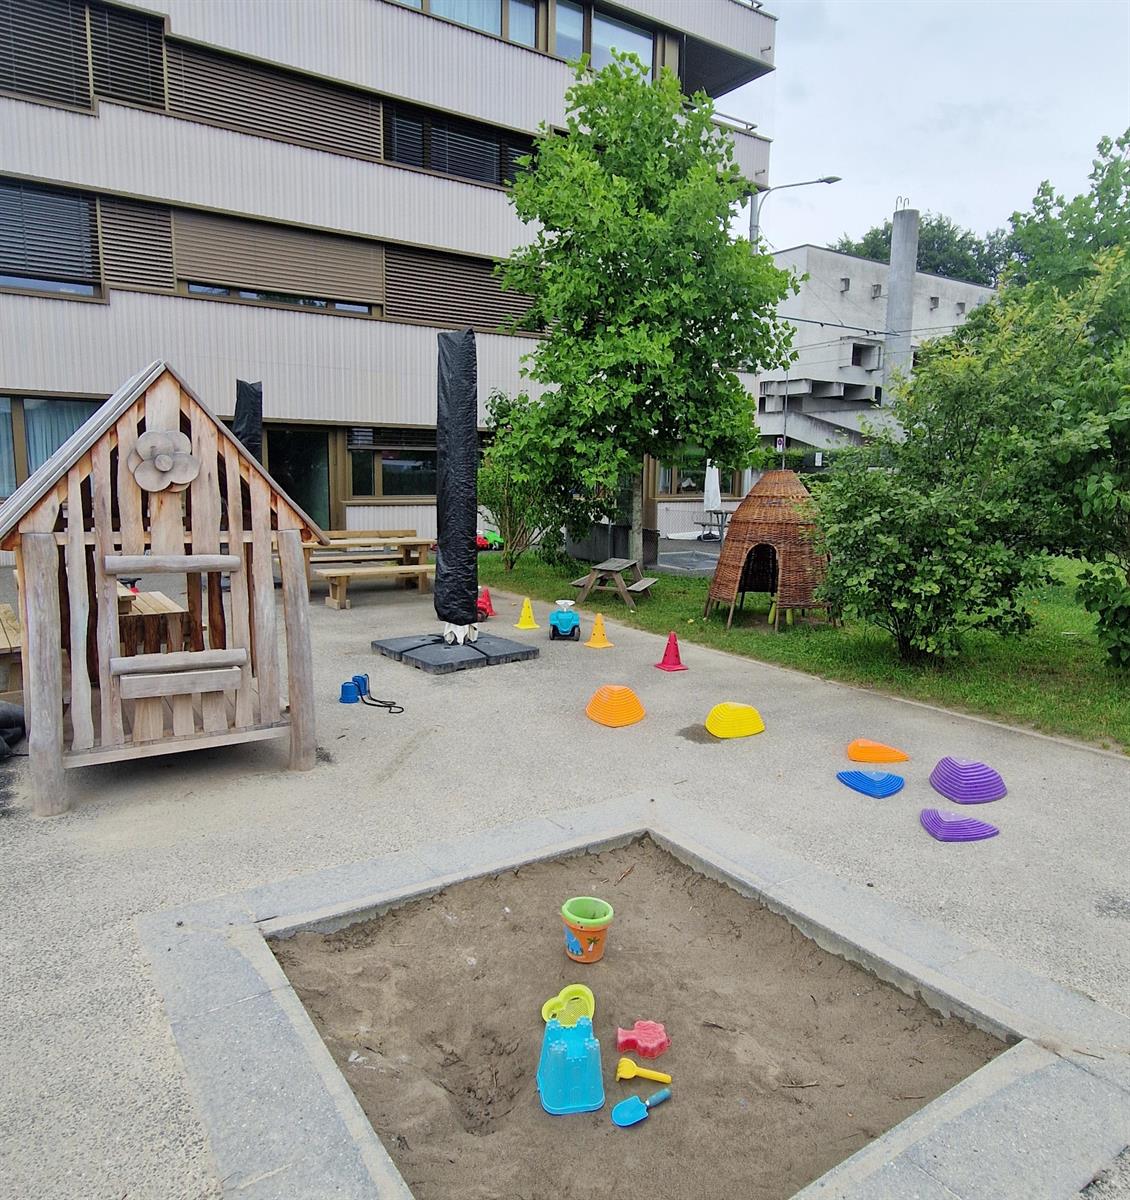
left=477, top=587, right=497, bottom=618
left=585, top=613, right=613, bottom=649
left=655, top=631, right=687, bottom=672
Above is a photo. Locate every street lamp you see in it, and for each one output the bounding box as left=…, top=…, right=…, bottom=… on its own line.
left=749, top=175, right=841, bottom=247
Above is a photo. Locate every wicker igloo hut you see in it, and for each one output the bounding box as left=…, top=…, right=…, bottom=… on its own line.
left=704, top=470, right=827, bottom=630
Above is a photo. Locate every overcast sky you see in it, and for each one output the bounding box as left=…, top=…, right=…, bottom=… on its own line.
left=722, top=0, right=1130, bottom=254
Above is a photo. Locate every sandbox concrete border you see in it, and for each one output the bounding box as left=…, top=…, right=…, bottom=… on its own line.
left=137, top=795, right=1130, bottom=1199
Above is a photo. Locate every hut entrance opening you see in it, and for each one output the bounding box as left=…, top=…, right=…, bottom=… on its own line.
left=740, top=543, right=778, bottom=597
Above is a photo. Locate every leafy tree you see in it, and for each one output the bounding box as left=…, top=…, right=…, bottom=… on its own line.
left=817, top=135, right=1130, bottom=668
left=500, top=53, right=797, bottom=560
left=477, top=391, right=603, bottom=571
left=1008, top=131, right=1129, bottom=290
left=831, top=212, right=1007, bottom=286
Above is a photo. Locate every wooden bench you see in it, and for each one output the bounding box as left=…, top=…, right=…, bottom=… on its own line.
left=314, top=562, right=436, bottom=610
left=627, top=576, right=658, bottom=596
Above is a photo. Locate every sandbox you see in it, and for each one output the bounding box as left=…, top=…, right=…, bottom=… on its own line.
left=139, top=797, right=1130, bottom=1199
left=275, top=839, right=1002, bottom=1200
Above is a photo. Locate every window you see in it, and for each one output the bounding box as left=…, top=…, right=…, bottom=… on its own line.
left=0, top=179, right=100, bottom=297
left=839, top=277, right=850, bottom=293
left=870, top=283, right=882, bottom=299
left=656, top=451, right=739, bottom=497
left=430, top=0, right=501, bottom=36
left=0, top=399, right=16, bottom=496
left=555, top=0, right=585, bottom=59
left=850, top=342, right=880, bottom=369
left=508, top=0, right=536, bottom=46
left=23, top=397, right=100, bottom=473
left=591, top=11, right=652, bottom=76
left=348, top=428, right=439, bottom=498
left=89, top=2, right=165, bottom=107
left=185, top=281, right=371, bottom=316
left=0, top=0, right=90, bottom=107
left=929, top=295, right=939, bottom=310
left=955, top=301, right=966, bottom=315
left=384, top=101, right=532, bottom=186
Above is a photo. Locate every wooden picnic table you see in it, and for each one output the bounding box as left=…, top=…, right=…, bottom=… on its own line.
left=117, top=589, right=190, bottom=656
left=302, top=533, right=431, bottom=586
left=0, top=603, right=22, bottom=690
left=570, top=557, right=658, bottom=612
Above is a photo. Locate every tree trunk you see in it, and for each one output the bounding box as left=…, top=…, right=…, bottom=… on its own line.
left=629, top=467, right=644, bottom=564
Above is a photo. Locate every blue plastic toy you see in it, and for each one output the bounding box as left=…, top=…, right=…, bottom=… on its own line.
left=549, top=600, right=581, bottom=642
left=536, top=1016, right=604, bottom=1115
left=339, top=681, right=360, bottom=703
left=836, top=769, right=904, bottom=798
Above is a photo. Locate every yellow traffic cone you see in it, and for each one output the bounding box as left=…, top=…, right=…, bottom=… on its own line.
left=515, top=597, right=539, bottom=629
left=585, top=612, right=613, bottom=649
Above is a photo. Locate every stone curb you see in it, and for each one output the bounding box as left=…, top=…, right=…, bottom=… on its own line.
left=137, top=794, right=1130, bottom=1199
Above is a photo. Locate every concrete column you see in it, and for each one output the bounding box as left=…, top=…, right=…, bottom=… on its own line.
left=882, top=207, right=919, bottom=402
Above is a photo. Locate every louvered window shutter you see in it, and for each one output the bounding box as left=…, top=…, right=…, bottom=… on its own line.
left=90, top=2, right=165, bottom=107
left=0, top=179, right=99, bottom=287
left=384, top=246, right=531, bottom=331
left=0, top=0, right=90, bottom=107
left=100, top=198, right=175, bottom=291
left=166, top=42, right=381, bottom=161
left=172, top=211, right=384, bottom=306
left=384, top=104, right=426, bottom=169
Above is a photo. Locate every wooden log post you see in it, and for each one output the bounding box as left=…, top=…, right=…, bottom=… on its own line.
left=277, top=528, right=316, bottom=771
left=23, top=533, right=66, bottom=816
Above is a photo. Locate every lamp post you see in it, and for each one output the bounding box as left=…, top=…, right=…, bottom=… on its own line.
left=749, top=175, right=841, bottom=247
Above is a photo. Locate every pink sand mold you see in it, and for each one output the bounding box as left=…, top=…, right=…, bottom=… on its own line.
left=920, top=808, right=999, bottom=842
left=616, top=1020, right=671, bottom=1059
left=929, top=756, right=1006, bottom=804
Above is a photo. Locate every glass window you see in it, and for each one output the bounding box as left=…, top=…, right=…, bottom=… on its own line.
left=0, top=399, right=15, bottom=496
left=508, top=0, right=536, bottom=45
left=0, top=179, right=100, bottom=295
left=0, top=274, right=95, bottom=296
left=591, top=11, right=653, bottom=76
left=351, top=450, right=376, bottom=497
left=381, top=449, right=437, bottom=496
left=555, top=0, right=584, bottom=60
left=657, top=464, right=673, bottom=494
left=431, top=0, right=501, bottom=36
left=23, top=398, right=100, bottom=474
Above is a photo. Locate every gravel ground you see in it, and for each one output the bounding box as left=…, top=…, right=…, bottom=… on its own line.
left=1, top=576, right=1127, bottom=1199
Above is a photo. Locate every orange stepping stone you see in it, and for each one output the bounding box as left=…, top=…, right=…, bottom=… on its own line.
left=586, top=685, right=645, bottom=728
left=847, top=738, right=909, bottom=763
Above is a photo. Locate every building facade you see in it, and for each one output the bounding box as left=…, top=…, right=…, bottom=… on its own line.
left=0, top=0, right=775, bottom=533
left=756, top=243, right=995, bottom=452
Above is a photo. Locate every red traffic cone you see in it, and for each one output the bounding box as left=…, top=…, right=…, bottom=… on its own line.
left=655, top=631, right=688, bottom=672
left=477, top=587, right=497, bottom=619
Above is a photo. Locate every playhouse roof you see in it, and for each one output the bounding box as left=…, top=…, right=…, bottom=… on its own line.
left=0, top=361, right=327, bottom=545
left=728, top=469, right=817, bottom=529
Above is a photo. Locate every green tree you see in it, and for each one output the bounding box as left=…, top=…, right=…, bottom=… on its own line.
left=477, top=390, right=604, bottom=571
left=831, top=212, right=1007, bottom=286
left=1008, top=131, right=1129, bottom=290
left=500, top=53, right=797, bottom=561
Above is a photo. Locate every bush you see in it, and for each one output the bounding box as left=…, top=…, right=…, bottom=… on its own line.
left=1077, top=562, right=1130, bottom=670
left=816, top=461, right=1050, bottom=663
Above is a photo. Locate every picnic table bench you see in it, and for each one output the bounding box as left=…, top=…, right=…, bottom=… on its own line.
left=302, top=529, right=416, bottom=583
left=315, top=560, right=435, bottom=610
left=571, top=557, right=657, bottom=612
left=0, top=603, right=22, bottom=690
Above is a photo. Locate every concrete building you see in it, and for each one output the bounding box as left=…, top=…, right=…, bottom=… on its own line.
left=756, top=234, right=996, bottom=452
left=0, top=0, right=775, bottom=533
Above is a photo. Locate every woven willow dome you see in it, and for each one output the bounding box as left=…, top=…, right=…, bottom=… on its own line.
left=704, top=470, right=828, bottom=630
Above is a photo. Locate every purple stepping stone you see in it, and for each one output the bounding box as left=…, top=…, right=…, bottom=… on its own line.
left=920, top=808, right=999, bottom=842
left=929, top=756, right=1006, bottom=804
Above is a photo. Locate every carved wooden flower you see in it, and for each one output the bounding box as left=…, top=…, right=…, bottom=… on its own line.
left=127, top=431, right=199, bottom=493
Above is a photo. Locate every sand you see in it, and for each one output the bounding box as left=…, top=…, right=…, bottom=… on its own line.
left=274, top=839, right=1003, bottom=1200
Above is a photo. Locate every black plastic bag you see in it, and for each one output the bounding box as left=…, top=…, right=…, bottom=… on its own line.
left=234, top=380, right=263, bottom=462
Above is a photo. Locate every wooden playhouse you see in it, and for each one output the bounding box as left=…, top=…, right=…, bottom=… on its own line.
left=0, top=361, right=328, bottom=816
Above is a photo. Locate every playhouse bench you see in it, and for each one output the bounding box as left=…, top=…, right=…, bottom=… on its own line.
left=314, top=562, right=436, bottom=610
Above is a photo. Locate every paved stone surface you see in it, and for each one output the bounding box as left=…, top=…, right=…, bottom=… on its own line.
left=1, top=580, right=1129, bottom=1198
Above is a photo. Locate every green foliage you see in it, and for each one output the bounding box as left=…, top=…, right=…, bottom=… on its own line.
left=816, top=458, right=1051, bottom=662
left=1077, top=563, right=1130, bottom=670
left=830, top=211, right=1007, bottom=286
left=477, top=391, right=605, bottom=571
left=499, top=53, right=797, bottom=501
left=1008, top=131, right=1129, bottom=289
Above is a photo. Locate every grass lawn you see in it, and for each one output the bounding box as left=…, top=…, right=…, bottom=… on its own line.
left=478, top=555, right=1130, bottom=753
